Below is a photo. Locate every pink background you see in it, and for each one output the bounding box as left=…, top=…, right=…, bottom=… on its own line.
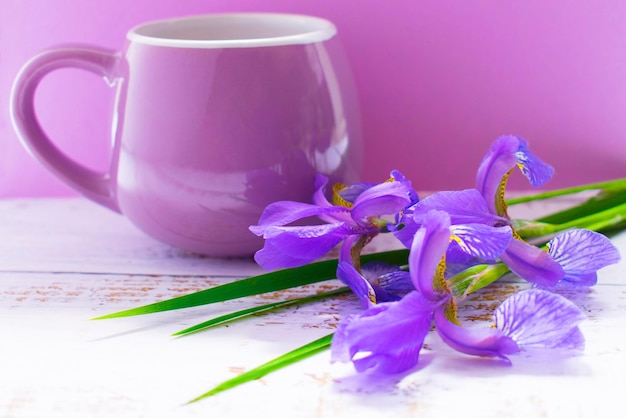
left=2, top=0, right=626, bottom=197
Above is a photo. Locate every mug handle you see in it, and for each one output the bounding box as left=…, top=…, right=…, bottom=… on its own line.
left=10, top=46, right=122, bottom=213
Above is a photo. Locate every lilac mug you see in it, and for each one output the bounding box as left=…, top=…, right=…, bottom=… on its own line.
left=11, top=13, right=362, bottom=257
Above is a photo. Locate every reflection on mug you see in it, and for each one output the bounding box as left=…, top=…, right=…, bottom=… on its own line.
left=11, top=13, right=362, bottom=257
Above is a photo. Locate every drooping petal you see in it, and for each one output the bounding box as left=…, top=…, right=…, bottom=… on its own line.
left=409, top=210, right=452, bottom=300
left=495, top=289, right=586, bottom=351
left=337, top=261, right=378, bottom=308
left=515, top=137, right=554, bottom=188
left=336, top=237, right=395, bottom=307
left=500, top=238, right=564, bottom=287
left=449, top=223, right=512, bottom=261
left=390, top=170, right=420, bottom=206
left=252, top=223, right=350, bottom=270
left=547, top=229, right=621, bottom=286
left=350, top=181, right=414, bottom=223
left=434, top=305, right=519, bottom=362
left=330, top=291, right=436, bottom=374
left=249, top=201, right=348, bottom=235
left=475, top=135, right=554, bottom=215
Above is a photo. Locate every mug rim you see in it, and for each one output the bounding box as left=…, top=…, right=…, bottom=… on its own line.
left=127, top=13, right=337, bottom=48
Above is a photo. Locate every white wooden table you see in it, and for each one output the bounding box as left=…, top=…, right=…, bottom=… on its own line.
left=1, top=197, right=625, bottom=418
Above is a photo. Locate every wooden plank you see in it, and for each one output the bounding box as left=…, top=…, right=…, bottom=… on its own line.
left=1, top=197, right=625, bottom=417
left=0, top=199, right=265, bottom=277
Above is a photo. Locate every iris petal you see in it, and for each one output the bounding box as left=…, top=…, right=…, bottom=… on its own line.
left=375, top=270, right=414, bottom=293
left=336, top=182, right=378, bottom=204
left=409, top=210, right=452, bottom=300
left=337, top=236, right=400, bottom=306
left=548, top=229, right=621, bottom=286
left=515, top=137, right=554, bottom=187
left=337, top=261, right=378, bottom=308
left=475, top=135, right=519, bottom=215
left=450, top=223, right=512, bottom=260
left=253, top=223, right=350, bottom=269
left=434, top=306, right=519, bottom=362
left=500, top=238, right=564, bottom=287
left=412, top=189, right=507, bottom=226
left=312, top=174, right=333, bottom=207
left=495, top=289, right=586, bottom=351
left=361, top=262, right=409, bottom=301
left=351, top=181, right=413, bottom=222
left=330, top=291, right=436, bottom=374
left=250, top=201, right=348, bottom=234
left=392, top=211, right=420, bottom=249
left=390, top=170, right=419, bottom=205
left=475, top=135, right=554, bottom=215
left=312, top=175, right=354, bottom=224
left=394, top=189, right=508, bottom=249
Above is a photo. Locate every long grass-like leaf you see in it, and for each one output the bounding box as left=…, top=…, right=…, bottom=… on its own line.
left=536, top=189, right=626, bottom=225
left=506, top=177, right=626, bottom=205
left=173, top=287, right=350, bottom=336
left=93, top=249, right=408, bottom=319
left=187, top=333, right=334, bottom=403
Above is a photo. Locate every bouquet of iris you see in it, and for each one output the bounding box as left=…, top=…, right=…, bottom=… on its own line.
left=95, top=135, right=624, bottom=403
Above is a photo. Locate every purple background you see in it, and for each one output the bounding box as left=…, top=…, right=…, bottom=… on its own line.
left=2, top=0, right=626, bottom=197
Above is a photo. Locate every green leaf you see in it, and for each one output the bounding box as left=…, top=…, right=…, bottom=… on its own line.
left=536, top=189, right=626, bottom=225
left=172, top=287, right=350, bottom=336
left=187, top=333, right=334, bottom=403
left=93, top=249, right=408, bottom=319
left=506, top=177, right=626, bottom=206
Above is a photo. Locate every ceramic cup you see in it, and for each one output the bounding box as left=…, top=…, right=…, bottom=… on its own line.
left=11, top=13, right=362, bottom=257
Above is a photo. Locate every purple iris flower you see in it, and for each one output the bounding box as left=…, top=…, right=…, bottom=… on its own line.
left=471, top=136, right=564, bottom=285
left=331, top=210, right=587, bottom=375
left=476, top=135, right=554, bottom=218
left=472, top=135, right=622, bottom=287
left=249, top=171, right=417, bottom=270
left=333, top=210, right=510, bottom=371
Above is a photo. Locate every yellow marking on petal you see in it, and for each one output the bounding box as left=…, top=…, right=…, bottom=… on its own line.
left=367, top=287, right=377, bottom=305
left=443, top=299, right=461, bottom=326
left=495, top=169, right=513, bottom=218
left=333, top=176, right=395, bottom=208
left=433, top=255, right=451, bottom=294
left=332, top=183, right=353, bottom=208
left=450, top=235, right=462, bottom=245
